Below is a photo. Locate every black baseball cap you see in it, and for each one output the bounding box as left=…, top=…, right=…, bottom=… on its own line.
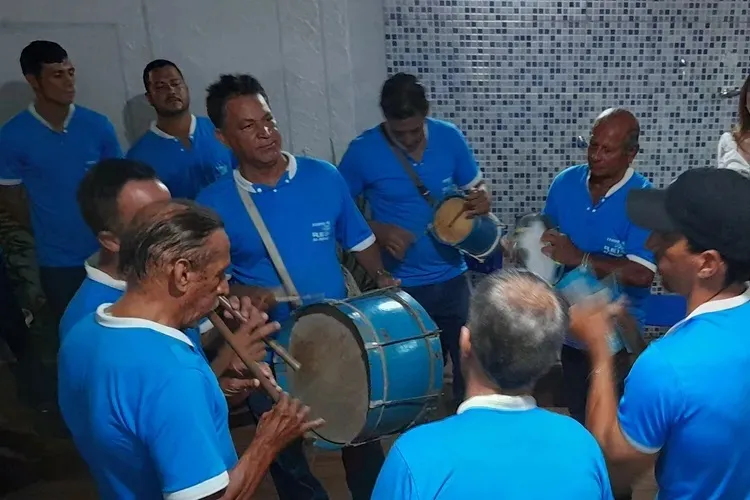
left=627, top=168, right=750, bottom=262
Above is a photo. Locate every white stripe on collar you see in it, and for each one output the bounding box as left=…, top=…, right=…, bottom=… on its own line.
left=586, top=166, right=635, bottom=197
left=665, top=287, right=750, bottom=337
left=95, top=303, right=195, bottom=348
left=149, top=114, right=197, bottom=140
left=84, top=253, right=126, bottom=291
left=28, top=103, right=75, bottom=131
left=234, top=152, right=298, bottom=194
left=457, top=393, right=537, bottom=414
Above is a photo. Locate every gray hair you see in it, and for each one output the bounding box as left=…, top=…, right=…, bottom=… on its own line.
left=593, top=107, right=641, bottom=154
left=467, top=269, right=567, bottom=391
left=118, top=199, right=224, bottom=282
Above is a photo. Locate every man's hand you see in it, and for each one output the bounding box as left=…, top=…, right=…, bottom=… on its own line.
left=375, top=272, right=401, bottom=289
left=540, top=229, right=584, bottom=267
left=255, top=393, right=326, bottom=453
left=221, top=362, right=281, bottom=407
left=568, top=296, right=626, bottom=350
left=228, top=285, right=278, bottom=313
left=223, top=298, right=280, bottom=375
left=371, top=222, right=415, bottom=261
left=464, top=187, right=491, bottom=218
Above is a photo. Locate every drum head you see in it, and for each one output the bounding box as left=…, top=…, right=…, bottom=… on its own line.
left=286, top=306, right=369, bottom=444
left=433, top=197, right=472, bottom=244
left=512, top=214, right=563, bottom=284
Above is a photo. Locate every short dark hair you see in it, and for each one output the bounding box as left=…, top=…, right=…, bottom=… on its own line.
left=142, top=59, right=184, bottom=92
left=77, top=159, right=158, bottom=236
left=20, top=40, right=68, bottom=77
left=118, top=200, right=224, bottom=282
left=467, top=269, right=567, bottom=391
left=205, top=74, right=269, bottom=129
left=379, top=72, right=429, bottom=120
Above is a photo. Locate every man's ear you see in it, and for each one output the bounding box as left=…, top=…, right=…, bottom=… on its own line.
left=459, top=325, right=472, bottom=359
left=171, top=258, right=192, bottom=293
left=98, top=231, right=120, bottom=254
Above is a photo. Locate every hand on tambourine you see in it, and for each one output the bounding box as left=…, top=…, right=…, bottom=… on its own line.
left=256, top=393, right=326, bottom=452
left=371, top=221, right=415, bottom=261
left=568, top=297, right=626, bottom=350
left=227, top=285, right=278, bottom=313
left=540, top=229, right=584, bottom=267
left=464, top=187, right=491, bottom=218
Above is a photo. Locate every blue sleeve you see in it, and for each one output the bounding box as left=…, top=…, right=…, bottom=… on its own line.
left=542, top=175, right=562, bottom=226
left=624, top=221, right=656, bottom=272
left=100, top=119, right=123, bottom=159
left=0, top=127, right=23, bottom=183
left=617, top=343, right=682, bottom=454
left=334, top=170, right=375, bottom=252
left=448, top=125, right=482, bottom=189
left=593, top=445, right=615, bottom=500
left=372, top=443, right=419, bottom=500
left=337, top=144, right=366, bottom=198
left=144, top=370, right=230, bottom=498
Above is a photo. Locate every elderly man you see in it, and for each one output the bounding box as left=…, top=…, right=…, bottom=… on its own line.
left=541, top=108, right=655, bottom=429
left=372, top=269, right=613, bottom=499
left=127, top=59, right=235, bottom=199
left=59, top=200, right=324, bottom=499
left=570, top=168, right=750, bottom=498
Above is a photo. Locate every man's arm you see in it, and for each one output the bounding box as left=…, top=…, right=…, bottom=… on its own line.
left=582, top=254, right=654, bottom=288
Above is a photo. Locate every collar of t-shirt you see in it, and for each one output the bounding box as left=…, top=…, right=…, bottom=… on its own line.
left=233, top=152, right=298, bottom=194
left=28, top=103, right=75, bottom=131
left=457, top=393, right=537, bottom=414
left=85, top=252, right=126, bottom=291
left=148, top=114, right=197, bottom=141
left=586, top=166, right=635, bottom=199
left=665, top=287, right=750, bottom=336
left=95, top=303, right=196, bottom=348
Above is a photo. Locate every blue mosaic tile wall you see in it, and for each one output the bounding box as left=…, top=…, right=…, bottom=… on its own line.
left=383, top=0, right=750, bottom=335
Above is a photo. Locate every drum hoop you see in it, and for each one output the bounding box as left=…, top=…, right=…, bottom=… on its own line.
left=430, top=195, right=474, bottom=246
left=468, top=213, right=504, bottom=261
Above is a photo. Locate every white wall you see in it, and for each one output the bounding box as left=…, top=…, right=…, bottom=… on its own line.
left=0, top=0, right=387, bottom=162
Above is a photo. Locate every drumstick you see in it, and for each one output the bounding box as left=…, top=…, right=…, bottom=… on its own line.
left=207, top=311, right=281, bottom=401
left=217, top=296, right=302, bottom=372
left=447, top=209, right=465, bottom=228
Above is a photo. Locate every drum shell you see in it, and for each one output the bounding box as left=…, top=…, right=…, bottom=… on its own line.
left=273, top=288, right=443, bottom=448
left=430, top=195, right=503, bottom=261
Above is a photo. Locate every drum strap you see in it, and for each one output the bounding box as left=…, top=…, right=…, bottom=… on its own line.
left=234, top=181, right=303, bottom=308
left=380, top=124, right=436, bottom=208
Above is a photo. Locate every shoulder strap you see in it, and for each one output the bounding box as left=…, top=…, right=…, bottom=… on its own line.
left=380, top=124, right=435, bottom=207
left=233, top=180, right=302, bottom=308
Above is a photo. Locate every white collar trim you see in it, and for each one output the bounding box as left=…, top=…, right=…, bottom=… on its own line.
left=234, top=152, right=297, bottom=193
left=28, top=103, right=75, bottom=131
left=665, top=287, right=750, bottom=336
left=586, top=166, right=634, bottom=197
left=457, top=393, right=537, bottom=414
left=149, top=114, right=197, bottom=140
left=84, top=253, right=126, bottom=291
left=95, top=303, right=195, bottom=348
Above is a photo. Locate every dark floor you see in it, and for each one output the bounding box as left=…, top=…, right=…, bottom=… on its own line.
left=0, top=361, right=657, bottom=499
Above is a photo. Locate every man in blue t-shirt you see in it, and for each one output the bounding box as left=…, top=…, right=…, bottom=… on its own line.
left=373, top=269, right=613, bottom=500
left=569, top=168, right=750, bottom=499
left=59, top=199, right=323, bottom=499
left=0, top=41, right=122, bottom=324
left=540, top=109, right=655, bottom=433
left=197, top=74, right=396, bottom=500
left=338, top=73, right=491, bottom=405
left=127, top=59, right=235, bottom=199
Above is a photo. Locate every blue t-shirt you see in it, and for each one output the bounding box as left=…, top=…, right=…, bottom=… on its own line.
left=338, top=118, right=483, bottom=287
left=543, top=165, right=655, bottom=349
left=60, top=255, right=211, bottom=347
left=373, top=394, right=613, bottom=499
left=127, top=115, right=235, bottom=199
left=0, top=105, right=122, bottom=267
left=58, top=306, right=236, bottom=500
left=196, top=154, right=375, bottom=323
left=618, top=290, right=750, bottom=499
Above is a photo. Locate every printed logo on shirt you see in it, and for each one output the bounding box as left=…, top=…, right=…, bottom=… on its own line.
left=214, top=163, right=229, bottom=176
left=603, top=237, right=625, bottom=257
left=312, top=221, right=332, bottom=242
left=442, top=177, right=456, bottom=194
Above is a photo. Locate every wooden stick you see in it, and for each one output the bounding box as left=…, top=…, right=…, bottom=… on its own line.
left=207, top=311, right=281, bottom=401
left=447, top=209, right=465, bottom=228
left=217, top=296, right=302, bottom=372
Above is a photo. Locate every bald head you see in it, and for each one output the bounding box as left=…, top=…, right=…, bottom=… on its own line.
left=593, top=107, right=640, bottom=154
left=588, top=108, right=641, bottom=180
left=465, top=269, right=567, bottom=391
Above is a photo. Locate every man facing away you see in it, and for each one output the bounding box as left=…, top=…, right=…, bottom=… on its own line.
left=0, top=40, right=122, bottom=325
left=59, top=199, right=324, bottom=499
left=570, top=167, right=750, bottom=499
left=127, top=59, right=235, bottom=199
left=372, top=269, right=613, bottom=500
left=338, top=72, right=491, bottom=406
left=196, top=74, right=396, bottom=500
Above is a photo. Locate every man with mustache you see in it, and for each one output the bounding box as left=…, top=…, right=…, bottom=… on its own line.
left=127, top=59, right=235, bottom=199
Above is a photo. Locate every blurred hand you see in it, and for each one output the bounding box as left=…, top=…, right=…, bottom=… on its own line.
left=371, top=222, right=415, bottom=261
left=375, top=272, right=401, bottom=289
left=224, top=300, right=280, bottom=376
left=464, top=187, right=491, bottom=218
left=227, top=286, right=278, bottom=314
left=568, top=296, right=626, bottom=349
left=255, top=393, right=326, bottom=453
left=540, top=229, right=584, bottom=267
